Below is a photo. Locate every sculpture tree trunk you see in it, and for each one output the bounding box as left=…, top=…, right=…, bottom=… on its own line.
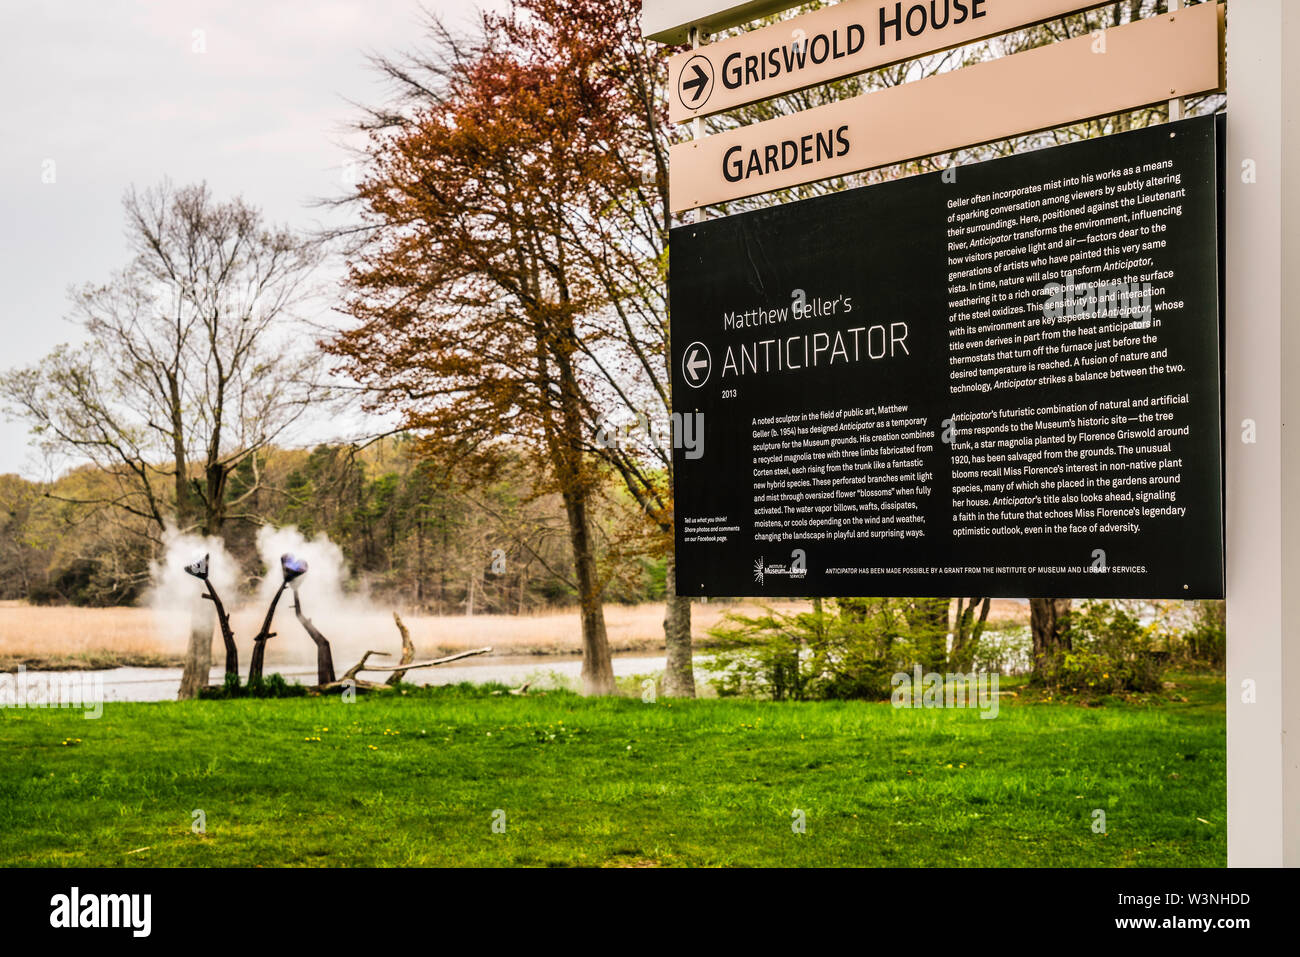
left=293, top=591, right=336, bottom=686
left=248, top=582, right=288, bottom=685
left=203, top=581, right=238, bottom=681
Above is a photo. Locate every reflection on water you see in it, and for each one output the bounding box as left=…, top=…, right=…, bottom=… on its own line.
left=41, top=654, right=686, bottom=702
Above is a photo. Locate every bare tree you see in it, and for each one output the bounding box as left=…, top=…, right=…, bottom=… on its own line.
left=0, top=181, right=326, bottom=698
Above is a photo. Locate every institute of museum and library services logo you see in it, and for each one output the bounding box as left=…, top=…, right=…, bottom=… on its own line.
left=753, top=549, right=808, bottom=586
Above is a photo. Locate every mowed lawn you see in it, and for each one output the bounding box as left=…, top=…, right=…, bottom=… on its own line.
left=0, top=676, right=1225, bottom=867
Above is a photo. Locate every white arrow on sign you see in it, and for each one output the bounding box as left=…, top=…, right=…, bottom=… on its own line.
left=683, top=342, right=711, bottom=388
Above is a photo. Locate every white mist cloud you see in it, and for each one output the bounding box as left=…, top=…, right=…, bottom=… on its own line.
left=147, top=524, right=241, bottom=612
left=252, top=525, right=403, bottom=669
left=145, top=524, right=243, bottom=659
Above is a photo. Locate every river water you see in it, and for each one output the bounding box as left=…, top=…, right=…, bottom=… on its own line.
left=42, top=654, right=682, bottom=702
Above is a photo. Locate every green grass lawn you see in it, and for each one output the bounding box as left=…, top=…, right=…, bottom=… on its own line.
left=0, top=675, right=1225, bottom=867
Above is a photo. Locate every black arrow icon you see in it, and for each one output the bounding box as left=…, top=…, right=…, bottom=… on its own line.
left=682, top=63, right=709, bottom=104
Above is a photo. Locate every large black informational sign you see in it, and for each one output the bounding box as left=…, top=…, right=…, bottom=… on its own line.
left=670, top=115, right=1224, bottom=598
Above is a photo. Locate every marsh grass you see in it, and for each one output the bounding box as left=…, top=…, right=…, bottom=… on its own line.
left=0, top=599, right=1030, bottom=671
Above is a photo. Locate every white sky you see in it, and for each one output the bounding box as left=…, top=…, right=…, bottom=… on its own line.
left=0, top=0, right=503, bottom=478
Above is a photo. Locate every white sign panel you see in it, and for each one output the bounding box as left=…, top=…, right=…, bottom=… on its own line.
left=641, top=0, right=804, bottom=44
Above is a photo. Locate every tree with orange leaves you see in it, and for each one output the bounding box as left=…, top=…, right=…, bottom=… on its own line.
left=496, top=0, right=695, bottom=697
left=331, top=0, right=680, bottom=694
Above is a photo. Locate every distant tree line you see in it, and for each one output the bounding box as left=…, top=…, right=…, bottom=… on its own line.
left=0, top=438, right=666, bottom=613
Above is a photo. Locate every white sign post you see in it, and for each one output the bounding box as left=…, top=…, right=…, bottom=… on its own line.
left=1225, top=0, right=1299, bottom=868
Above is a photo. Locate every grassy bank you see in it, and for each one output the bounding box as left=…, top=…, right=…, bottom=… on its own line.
left=0, top=652, right=187, bottom=672
left=0, top=674, right=1224, bottom=867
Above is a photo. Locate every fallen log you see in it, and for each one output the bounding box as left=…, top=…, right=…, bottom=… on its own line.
left=351, top=647, right=493, bottom=673
left=492, top=681, right=532, bottom=696
left=316, top=646, right=492, bottom=694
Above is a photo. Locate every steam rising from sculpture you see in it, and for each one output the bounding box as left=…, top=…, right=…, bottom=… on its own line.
left=247, top=551, right=323, bottom=685
left=173, top=526, right=492, bottom=694
left=181, top=551, right=238, bottom=680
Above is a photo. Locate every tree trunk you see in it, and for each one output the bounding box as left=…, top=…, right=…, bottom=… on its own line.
left=202, top=461, right=228, bottom=536
left=907, top=598, right=950, bottom=672
left=541, top=311, right=614, bottom=696
left=560, top=484, right=615, bottom=695
left=1029, top=597, right=1073, bottom=681
left=177, top=475, right=226, bottom=700
left=950, top=597, right=991, bottom=672
left=661, top=553, right=694, bottom=697
left=415, top=521, right=425, bottom=608
left=440, top=510, right=449, bottom=615
left=177, top=606, right=213, bottom=700
left=172, top=392, right=208, bottom=700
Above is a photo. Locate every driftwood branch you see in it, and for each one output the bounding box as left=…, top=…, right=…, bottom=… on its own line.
left=386, top=613, right=416, bottom=686
left=356, top=647, right=492, bottom=672
left=340, top=650, right=388, bottom=683
left=317, top=646, right=492, bottom=693
left=315, top=650, right=390, bottom=693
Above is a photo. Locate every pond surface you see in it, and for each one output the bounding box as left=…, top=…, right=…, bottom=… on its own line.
left=42, top=654, right=686, bottom=702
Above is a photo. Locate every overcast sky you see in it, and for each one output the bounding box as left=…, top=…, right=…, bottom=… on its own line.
left=0, top=0, right=503, bottom=478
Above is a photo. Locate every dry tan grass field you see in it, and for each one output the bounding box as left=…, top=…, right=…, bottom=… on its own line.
left=0, top=598, right=1028, bottom=670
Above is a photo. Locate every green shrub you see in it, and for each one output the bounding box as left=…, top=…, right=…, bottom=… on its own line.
left=615, top=671, right=664, bottom=698
left=704, top=598, right=940, bottom=701
left=1181, top=600, right=1226, bottom=669
left=971, top=625, right=1031, bottom=675
left=250, top=673, right=308, bottom=698
left=704, top=608, right=814, bottom=700
left=1050, top=600, right=1167, bottom=693
left=198, top=672, right=307, bottom=699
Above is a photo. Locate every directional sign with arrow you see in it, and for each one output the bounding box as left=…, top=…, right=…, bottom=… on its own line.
left=682, top=341, right=711, bottom=388
left=677, top=55, right=714, bottom=111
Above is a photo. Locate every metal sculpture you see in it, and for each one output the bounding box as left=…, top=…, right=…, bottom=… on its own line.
left=182, top=553, right=238, bottom=681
